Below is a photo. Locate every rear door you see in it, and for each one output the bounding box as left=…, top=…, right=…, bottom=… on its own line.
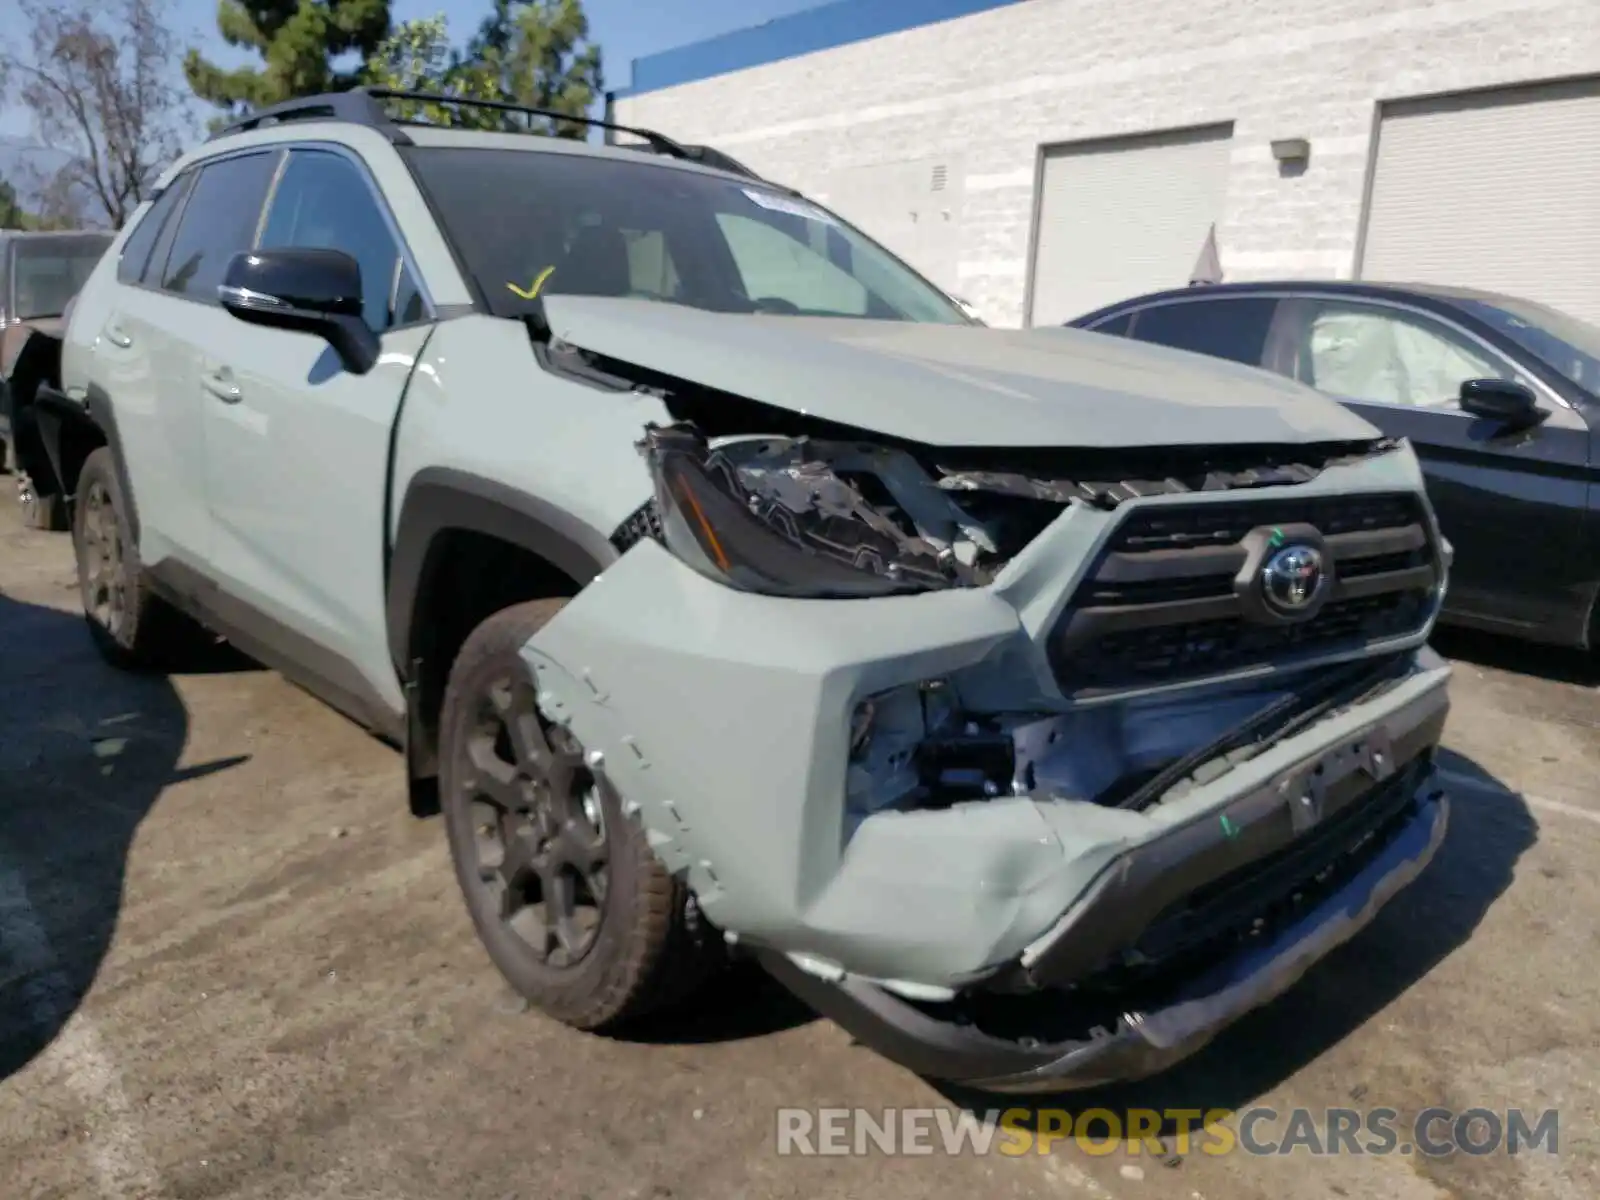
left=200, top=143, right=433, bottom=716
left=1264, top=295, right=1591, bottom=639
left=87, top=150, right=280, bottom=571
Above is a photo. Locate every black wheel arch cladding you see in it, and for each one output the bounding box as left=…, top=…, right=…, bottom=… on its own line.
left=5, top=330, right=66, bottom=486
left=386, top=468, right=621, bottom=783
left=385, top=467, right=621, bottom=675
left=29, top=382, right=124, bottom=522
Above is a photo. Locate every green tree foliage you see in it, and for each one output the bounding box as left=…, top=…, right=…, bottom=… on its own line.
left=466, top=0, right=603, bottom=137
left=361, top=14, right=499, bottom=127
left=185, top=0, right=392, bottom=122
left=0, top=174, right=26, bottom=228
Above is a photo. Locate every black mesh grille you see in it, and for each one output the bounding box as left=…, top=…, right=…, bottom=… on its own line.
left=1109, top=492, right=1419, bottom=553
left=1051, top=492, right=1439, bottom=695
left=1095, top=757, right=1432, bottom=992
left=610, top=501, right=664, bottom=554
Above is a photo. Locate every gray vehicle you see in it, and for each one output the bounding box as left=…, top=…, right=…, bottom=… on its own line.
left=0, top=228, right=113, bottom=525
left=30, top=89, right=1454, bottom=1093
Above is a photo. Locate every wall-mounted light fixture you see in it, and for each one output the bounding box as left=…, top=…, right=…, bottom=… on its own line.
left=1270, top=137, right=1311, bottom=163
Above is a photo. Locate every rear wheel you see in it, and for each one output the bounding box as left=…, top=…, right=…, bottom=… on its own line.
left=72, top=447, right=190, bottom=668
left=439, top=599, right=722, bottom=1030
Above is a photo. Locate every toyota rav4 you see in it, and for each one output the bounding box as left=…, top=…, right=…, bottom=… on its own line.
left=29, top=88, right=1453, bottom=1093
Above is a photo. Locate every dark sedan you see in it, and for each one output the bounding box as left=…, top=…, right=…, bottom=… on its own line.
left=1068, top=280, right=1600, bottom=649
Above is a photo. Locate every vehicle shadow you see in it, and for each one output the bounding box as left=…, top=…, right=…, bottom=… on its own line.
left=931, top=750, right=1535, bottom=1137
left=0, top=593, right=249, bottom=1084
left=1431, top=625, right=1600, bottom=687
left=615, top=960, right=819, bottom=1045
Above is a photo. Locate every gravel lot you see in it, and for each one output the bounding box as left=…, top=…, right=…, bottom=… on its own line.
left=2, top=498, right=1597, bottom=1200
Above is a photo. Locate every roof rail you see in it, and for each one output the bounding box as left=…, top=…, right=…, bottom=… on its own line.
left=204, top=87, right=758, bottom=178
left=657, top=144, right=763, bottom=181
left=207, top=89, right=400, bottom=142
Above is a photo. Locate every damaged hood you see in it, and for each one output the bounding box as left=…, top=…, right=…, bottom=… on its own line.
left=540, top=296, right=1380, bottom=449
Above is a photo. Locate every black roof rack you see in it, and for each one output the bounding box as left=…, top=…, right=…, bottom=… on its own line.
left=659, top=144, right=763, bottom=180
left=205, top=86, right=764, bottom=180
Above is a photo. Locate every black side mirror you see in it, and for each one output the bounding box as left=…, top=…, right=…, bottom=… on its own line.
left=218, top=248, right=379, bottom=375
left=1458, top=378, right=1541, bottom=427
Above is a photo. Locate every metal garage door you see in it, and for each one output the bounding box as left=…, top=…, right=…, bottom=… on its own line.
left=1360, top=78, right=1600, bottom=324
left=1026, top=123, right=1233, bottom=326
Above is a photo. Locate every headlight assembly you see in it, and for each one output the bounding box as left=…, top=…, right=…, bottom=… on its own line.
left=637, top=423, right=976, bottom=598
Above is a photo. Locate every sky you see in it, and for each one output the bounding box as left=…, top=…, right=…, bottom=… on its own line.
left=0, top=0, right=823, bottom=141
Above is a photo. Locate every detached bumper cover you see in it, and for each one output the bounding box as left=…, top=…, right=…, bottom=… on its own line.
left=765, top=785, right=1447, bottom=1093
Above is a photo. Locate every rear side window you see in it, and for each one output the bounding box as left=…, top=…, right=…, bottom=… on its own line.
left=159, top=151, right=279, bottom=302
left=117, top=176, right=190, bottom=285
left=1130, top=298, right=1277, bottom=365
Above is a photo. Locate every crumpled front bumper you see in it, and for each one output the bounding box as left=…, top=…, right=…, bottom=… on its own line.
left=522, top=445, right=1451, bottom=1089
left=762, top=783, right=1446, bottom=1092
left=524, top=533, right=1449, bottom=972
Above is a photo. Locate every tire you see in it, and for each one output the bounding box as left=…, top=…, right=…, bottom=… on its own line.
left=72, top=446, right=190, bottom=669
left=439, top=599, right=723, bottom=1030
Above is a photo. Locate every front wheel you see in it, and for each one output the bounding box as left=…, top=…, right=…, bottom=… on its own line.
left=438, top=599, right=722, bottom=1030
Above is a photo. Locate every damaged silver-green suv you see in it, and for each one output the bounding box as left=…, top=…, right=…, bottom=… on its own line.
left=34, top=89, right=1451, bottom=1093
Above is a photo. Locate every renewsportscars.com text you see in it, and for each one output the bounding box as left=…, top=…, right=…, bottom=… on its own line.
left=774, top=1106, right=1560, bottom=1158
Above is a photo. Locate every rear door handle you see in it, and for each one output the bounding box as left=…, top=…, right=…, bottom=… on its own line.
left=104, top=324, right=132, bottom=349
left=201, top=366, right=241, bottom=404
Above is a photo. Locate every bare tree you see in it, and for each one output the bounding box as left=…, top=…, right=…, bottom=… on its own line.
left=0, top=0, right=191, bottom=228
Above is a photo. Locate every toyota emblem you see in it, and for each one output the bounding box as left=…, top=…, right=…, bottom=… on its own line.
left=1261, top=544, right=1326, bottom=614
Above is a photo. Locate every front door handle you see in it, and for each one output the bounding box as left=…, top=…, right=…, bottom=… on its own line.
left=201, top=366, right=241, bottom=404
left=104, top=324, right=132, bottom=349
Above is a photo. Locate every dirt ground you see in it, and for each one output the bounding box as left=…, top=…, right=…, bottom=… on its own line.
left=2, top=498, right=1597, bottom=1200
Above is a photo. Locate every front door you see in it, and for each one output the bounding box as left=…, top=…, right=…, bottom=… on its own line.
left=201, top=145, right=434, bottom=718
left=1266, top=296, right=1592, bottom=639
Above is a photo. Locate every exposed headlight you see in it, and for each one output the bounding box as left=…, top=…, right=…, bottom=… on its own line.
left=638, top=423, right=977, bottom=598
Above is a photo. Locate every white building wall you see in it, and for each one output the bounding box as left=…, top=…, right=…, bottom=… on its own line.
left=615, top=0, right=1600, bottom=327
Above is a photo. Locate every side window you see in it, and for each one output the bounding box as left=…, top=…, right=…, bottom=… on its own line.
left=1129, top=298, right=1277, bottom=365
left=117, top=174, right=190, bottom=285
left=1280, top=299, right=1526, bottom=408
left=159, top=152, right=278, bottom=301
left=715, top=212, right=868, bottom=315
left=257, top=149, right=407, bottom=331
left=142, top=172, right=196, bottom=289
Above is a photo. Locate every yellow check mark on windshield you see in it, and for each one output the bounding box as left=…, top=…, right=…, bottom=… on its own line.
left=506, top=265, right=556, bottom=300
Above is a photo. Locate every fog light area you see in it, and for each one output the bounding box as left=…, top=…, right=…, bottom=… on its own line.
left=844, top=676, right=1304, bottom=821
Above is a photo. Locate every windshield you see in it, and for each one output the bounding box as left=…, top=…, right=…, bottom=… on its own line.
left=400, top=145, right=970, bottom=325
left=10, top=238, right=111, bottom=320
left=1448, top=294, right=1600, bottom=393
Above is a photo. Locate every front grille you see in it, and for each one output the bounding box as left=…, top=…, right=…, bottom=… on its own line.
left=610, top=500, right=664, bottom=554
left=1051, top=492, right=1440, bottom=696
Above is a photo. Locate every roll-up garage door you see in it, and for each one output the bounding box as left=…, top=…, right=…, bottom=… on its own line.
left=1360, top=78, right=1600, bottom=324
left=1027, top=123, right=1233, bottom=326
